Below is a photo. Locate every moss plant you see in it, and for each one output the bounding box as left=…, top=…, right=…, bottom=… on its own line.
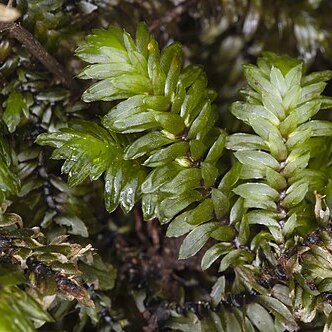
left=31, top=24, right=332, bottom=331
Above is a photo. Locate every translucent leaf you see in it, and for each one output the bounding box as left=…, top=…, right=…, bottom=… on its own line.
left=211, top=188, right=229, bottom=219
left=104, top=159, right=145, bottom=213
left=124, top=132, right=173, bottom=159
left=178, top=222, right=218, bottom=259
left=297, top=120, right=332, bottom=137
left=160, top=167, right=202, bottom=194
left=82, top=75, right=152, bottom=102
left=55, top=216, right=88, bottom=237
left=148, top=38, right=166, bottom=95
left=256, top=295, right=298, bottom=331
left=141, top=164, right=182, bottom=194
left=205, top=130, right=226, bottom=164
left=283, top=182, right=308, bottom=208
left=283, top=153, right=310, bottom=177
left=190, top=139, right=208, bottom=161
left=249, top=117, right=280, bottom=141
left=166, top=211, right=195, bottom=237
left=246, top=303, right=274, bottom=332
left=154, top=112, right=185, bottom=135
left=201, top=242, right=233, bottom=270
left=201, top=162, right=219, bottom=188
left=233, top=183, right=279, bottom=201
left=234, top=150, right=280, bottom=171
left=162, top=43, right=183, bottom=97
left=159, top=191, right=202, bottom=223
left=185, top=199, right=215, bottom=225
left=218, top=249, right=254, bottom=272
left=246, top=211, right=279, bottom=228
left=187, top=100, right=215, bottom=140
left=231, top=102, right=279, bottom=126
left=37, top=121, right=114, bottom=187
left=3, top=91, right=28, bottom=133
left=302, top=70, right=332, bottom=86
left=266, top=168, right=287, bottom=191
left=244, top=65, right=277, bottom=96
left=144, top=141, right=188, bottom=167
left=270, top=66, right=287, bottom=96
left=226, top=133, right=267, bottom=151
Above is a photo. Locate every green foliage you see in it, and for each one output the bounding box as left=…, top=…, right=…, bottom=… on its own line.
left=35, top=22, right=332, bottom=330
left=1, top=0, right=332, bottom=330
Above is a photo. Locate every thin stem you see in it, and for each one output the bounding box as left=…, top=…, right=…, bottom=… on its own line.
left=149, top=0, right=197, bottom=32
left=0, top=22, right=81, bottom=95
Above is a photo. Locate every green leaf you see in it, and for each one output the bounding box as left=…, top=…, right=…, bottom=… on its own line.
left=266, top=168, right=287, bottom=191
left=154, top=112, right=185, bottom=135
left=190, top=139, right=208, bottom=161
left=205, top=130, right=226, bottom=164
left=201, top=243, right=233, bottom=270
left=166, top=211, right=195, bottom=237
left=210, top=225, right=235, bottom=241
left=302, top=70, right=332, bottom=85
left=148, top=38, right=165, bottom=95
left=159, top=167, right=202, bottom=194
left=243, top=65, right=276, bottom=96
left=218, top=163, right=241, bottom=194
left=246, top=211, right=279, bottom=228
left=104, top=159, right=145, bottom=213
left=256, top=295, right=298, bottom=331
left=234, top=150, right=280, bottom=171
left=143, top=141, right=188, bottom=167
left=230, top=197, right=244, bottom=224
left=161, top=43, right=183, bottom=97
left=124, top=132, right=173, bottom=159
left=246, top=303, right=275, bottom=332
left=239, top=214, right=250, bottom=244
left=0, top=159, right=20, bottom=201
left=268, top=131, right=287, bottom=161
left=297, top=120, right=332, bottom=137
left=201, top=162, right=219, bottom=188
left=211, top=188, right=229, bottom=219
left=82, top=75, right=151, bottom=102
left=159, top=191, right=202, bottom=223
left=141, top=163, right=182, bottom=194
left=270, top=66, right=287, bottom=96
left=233, top=183, right=279, bottom=201
left=283, top=182, right=308, bottom=208
left=187, top=100, right=216, bottom=140
left=282, top=153, right=310, bottom=178
left=37, top=121, right=114, bottom=186
left=262, top=92, right=285, bottom=120
left=218, top=249, right=254, bottom=272
left=180, top=72, right=208, bottom=125
left=226, top=133, right=267, bottom=151
left=79, top=254, right=116, bottom=290
left=184, top=199, right=215, bottom=225
left=135, top=22, right=150, bottom=59
left=178, top=222, right=218, bottom=259
left=55, top=216, right=88, bottom=237
left=231, top=102, right=280, bottom=126
left=286, top=128, right=312, bottom=150
left=280, top=100, right=321, bottom=136
left=210, top=276, right=226, bottom=306
left=249, top=116, right=281, bottom=141
left=3, top=91, right=28, bottom=133
left=282, top=213, right=299, bottom=236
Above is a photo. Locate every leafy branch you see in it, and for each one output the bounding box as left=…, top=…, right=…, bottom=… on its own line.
left=36, top=23, right=332, bottom=330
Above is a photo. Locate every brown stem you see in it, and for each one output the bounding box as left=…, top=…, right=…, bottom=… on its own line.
left=0, top=22, right=81, bottom=95
left=149, top=0, right=197, bottom=32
